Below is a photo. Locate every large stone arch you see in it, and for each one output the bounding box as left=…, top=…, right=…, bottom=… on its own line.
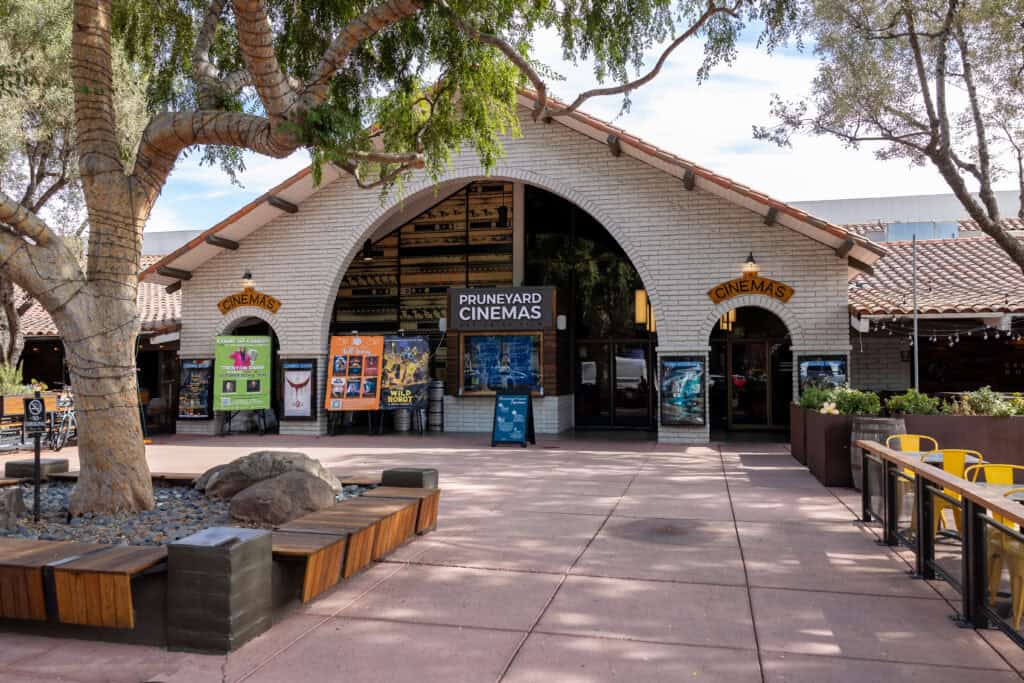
left=701, top=295, right=806, bottom=351
left=316, top=162, right=662, bottom=344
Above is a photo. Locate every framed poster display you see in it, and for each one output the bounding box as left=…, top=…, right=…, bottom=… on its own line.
left=213, top=336, right=271, bottom=411
left=178, top=358, right=213, bottom=419
left=324, top=335, right=384, bottom=411
left=491, top=393, right=536, bottom=447
left=659, top=356, right=706, bottom=426
left=280, top=359, right=317, bottom=420
left=797, top=355, right=848, bottom=394
left=460, top=332, right=542, bottom=395
left=380, top=336, right=430, bottom=410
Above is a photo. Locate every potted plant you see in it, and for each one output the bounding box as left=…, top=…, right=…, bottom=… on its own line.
left=791, top=386, right=833, bottom=465
left=804, top=387, right=865, bottom=487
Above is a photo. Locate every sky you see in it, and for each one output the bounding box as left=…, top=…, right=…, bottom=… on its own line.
left=146, top=25, right=1020, bottom=233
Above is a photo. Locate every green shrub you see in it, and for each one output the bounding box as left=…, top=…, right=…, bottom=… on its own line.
left=0, top=363, right=35, bottom=396
left=1010, top=393, right=1024, bottom=416
left=799, top=385, right=835, bottom=410
left=885, top=389, right=940, bottom=416
left=941, top=387, right=1016, bottom=417
left=833, top=387, right=880, bottom=416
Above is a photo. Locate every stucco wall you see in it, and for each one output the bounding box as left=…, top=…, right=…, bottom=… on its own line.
left=175, top=107, right=851, bottom=441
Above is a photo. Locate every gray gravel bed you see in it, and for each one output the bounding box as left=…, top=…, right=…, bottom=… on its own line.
left=0, top=481, right=370, bottom=546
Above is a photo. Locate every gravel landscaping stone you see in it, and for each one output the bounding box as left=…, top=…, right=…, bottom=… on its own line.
left=0, top=481, right=372, bottom=546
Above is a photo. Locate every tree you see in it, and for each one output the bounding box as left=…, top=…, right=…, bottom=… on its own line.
left=0, top=0, right=796, bottom=514
left=0, top=0, right=147, bottom=369
left=756, top=0, right=1024, bottom=272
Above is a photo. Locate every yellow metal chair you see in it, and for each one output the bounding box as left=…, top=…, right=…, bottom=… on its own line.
left=987, top=488, right=1024, bottom=629
left=887, top=434, right=939, bottom=453
left=967, top=466, right=1024, bottom=607
left=884, top=436, right=938, bottom=536
left=925, top=449, right=984, bottom=538
left=965, top=464, right=1024, bottom=486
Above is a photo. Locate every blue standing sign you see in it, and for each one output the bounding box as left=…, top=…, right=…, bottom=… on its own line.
left=491, top=393, right=536, bottom=447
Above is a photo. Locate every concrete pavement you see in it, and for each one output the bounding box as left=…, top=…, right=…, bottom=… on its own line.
left=0, top=434, right=1021, bottom=682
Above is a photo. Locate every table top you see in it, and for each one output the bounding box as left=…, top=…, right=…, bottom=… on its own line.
left=974, top=482, right=1024, bottom=503
left=909, top=451, right=982, bottom=466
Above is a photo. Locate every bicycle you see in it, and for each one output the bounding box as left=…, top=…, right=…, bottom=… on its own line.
left=50, top=390, right=77, bottom=451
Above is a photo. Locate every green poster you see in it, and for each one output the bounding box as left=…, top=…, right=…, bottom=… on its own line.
left=214, top=335, right=271, bottom=411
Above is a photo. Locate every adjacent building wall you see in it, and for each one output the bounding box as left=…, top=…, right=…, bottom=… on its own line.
left=176, top=107, right=852, bottom=441
left=849, top=333, right=911, bottom=392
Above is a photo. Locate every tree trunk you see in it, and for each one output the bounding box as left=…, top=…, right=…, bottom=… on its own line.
left=0, top=278, right=24, bottom=366
left=56, top=288, right=153, bottom=515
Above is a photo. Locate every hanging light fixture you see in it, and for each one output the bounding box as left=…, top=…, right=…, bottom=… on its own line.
left=361, top=239, right=383, bottom=262
left=241, top=269, right=254, bottom=288
left=741, top=252, right=760, bottom=277
left=635, top=289, right=648, bottom=325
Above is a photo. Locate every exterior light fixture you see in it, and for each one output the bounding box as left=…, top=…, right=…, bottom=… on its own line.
left=241, top=270, right=254, bottom=288
left=741, top=252, right=759, bottom=277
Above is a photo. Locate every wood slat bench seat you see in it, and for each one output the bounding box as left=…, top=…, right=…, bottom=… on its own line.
left=52, top=545, right=167, bottom=629
left=340, top=476, right=382, bottom=487
left=271, top=531, right=347, bottom=603
left=47, top=472, right=201, bottom=485
left=278, top=517, right=376, bottom=579
left=0, top=538, right=105, bottom=621
left=0, top=477, right=24, bottom=487
left=329, top=499, right=418, bottom=559
left=361, top=487, right=440, bottom=533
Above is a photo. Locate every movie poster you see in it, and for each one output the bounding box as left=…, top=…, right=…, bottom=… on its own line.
left=324, top=335, right=383, bottom=411
left=281, top=359, right=317, bottom=420
left=380, top=336, right=430, bottom=409
left=214, top=336, right=271, bottom=411
left=178, top=359, right=213, bottom=419
left=659, top=356, right=705, bottom=426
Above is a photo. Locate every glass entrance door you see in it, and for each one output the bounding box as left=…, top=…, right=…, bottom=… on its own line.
left=575, top=341, right=653, bottom=428
left=730, top=342, right=769, bottom=427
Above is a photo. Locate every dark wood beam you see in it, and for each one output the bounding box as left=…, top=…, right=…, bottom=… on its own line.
left=205, top=234, right=240, bottom=250
left=682, top=169, right=696, bottom=191
left=606, top=134, right=622, bottom=157
left=165, top=281, right=182, bottom=294
left=157, top=266, right=192, bottom=281
left=848, top=257, right=874, bottom=276
left=763, top=207, right=778, bottom=226
left=835, top=238, right=856, bottom=258
left=267, top=195, right=298, bottom=213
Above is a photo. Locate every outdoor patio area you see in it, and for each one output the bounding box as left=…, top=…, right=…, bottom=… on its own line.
left=1, top=434, right=1022, bottom=682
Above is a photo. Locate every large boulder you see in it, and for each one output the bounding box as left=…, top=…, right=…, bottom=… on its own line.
left=229, top=471, right=335, bottom=525
left=202, top=451, right=341, bottom=499
left=193, top=464, right=227, bottom=492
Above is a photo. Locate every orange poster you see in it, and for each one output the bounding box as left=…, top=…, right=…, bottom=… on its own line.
left=324, top=335, right=384, bottom=411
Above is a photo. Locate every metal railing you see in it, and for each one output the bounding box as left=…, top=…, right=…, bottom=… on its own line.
left=858, top=440, right=1024, bottom=647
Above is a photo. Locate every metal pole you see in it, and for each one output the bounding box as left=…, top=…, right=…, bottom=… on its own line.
left=33, top=390, right=41, bottom=523
left=912, top=235, right=919, bottom=391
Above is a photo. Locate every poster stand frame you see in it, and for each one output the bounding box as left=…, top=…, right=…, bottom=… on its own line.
left=490, top=391, right=536, bottom=448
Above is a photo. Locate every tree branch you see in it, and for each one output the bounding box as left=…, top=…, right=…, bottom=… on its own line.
left=0, top=190, right=55, bottom=246
left=301, top=0, right=424, bottom=110
left=336, top=160, right=418, bottom=189
left=230, top=0, right=299, bottom=117
left=192, top=0, right=230, bottom=109
left=71, top=0, right=123, bottom=178
left=954, top=20, right=1000, bottom=220
left=546, top=3, right=739, bottom=118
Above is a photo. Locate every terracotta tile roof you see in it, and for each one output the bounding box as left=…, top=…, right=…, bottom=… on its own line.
left=849, top=236, right=1024, bottom=316
left=843, top=218, right=1024, bottom=236
left=22, top=255, right=180, bottom=338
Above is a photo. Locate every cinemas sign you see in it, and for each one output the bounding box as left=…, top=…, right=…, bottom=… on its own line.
left=448, top=287, right=556, bottom=331
left=707, top=277, right=795, bottom=305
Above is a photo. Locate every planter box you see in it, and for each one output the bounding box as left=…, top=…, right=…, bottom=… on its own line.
left=805, top=411, right=854, bottom=487
left=789, top=405, right=807, bottom=465
left=905, top=415, right=1024, bottom=466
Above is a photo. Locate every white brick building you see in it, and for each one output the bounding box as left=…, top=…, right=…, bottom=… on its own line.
left=143, top=96, right=883, bottom=443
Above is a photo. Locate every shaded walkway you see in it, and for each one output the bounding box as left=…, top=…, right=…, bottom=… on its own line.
left=1, top=436, right=1022, bottom=682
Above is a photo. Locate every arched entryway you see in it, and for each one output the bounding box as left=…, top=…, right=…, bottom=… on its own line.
left=220, top=315, right=281, bottom=434
left=709, top=306, right=792, bottom=434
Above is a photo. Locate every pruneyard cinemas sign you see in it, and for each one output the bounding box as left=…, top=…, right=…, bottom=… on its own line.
left=707, top=276, right=794, bottom=305
left=217, top=288, right=282, bottom=315
left=448, top=287, right=556, bottom=331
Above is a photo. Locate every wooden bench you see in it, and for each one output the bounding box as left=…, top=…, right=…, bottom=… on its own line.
left=47, top=471, right=200, bottom=485
left=51, top=545, right=167, bottom=629
left=0, top=538, right=105, bottom=621
left=278, top=516, right=376, bottom=579
left=271, top=531, right=347, bottom=603
left=328, top=498, right=418, bottom=559
left=0, top=477, right=24, bottom=488
left=340, top=476, right=382, bottom=487
left=361, top=487, right=440, bottom=534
